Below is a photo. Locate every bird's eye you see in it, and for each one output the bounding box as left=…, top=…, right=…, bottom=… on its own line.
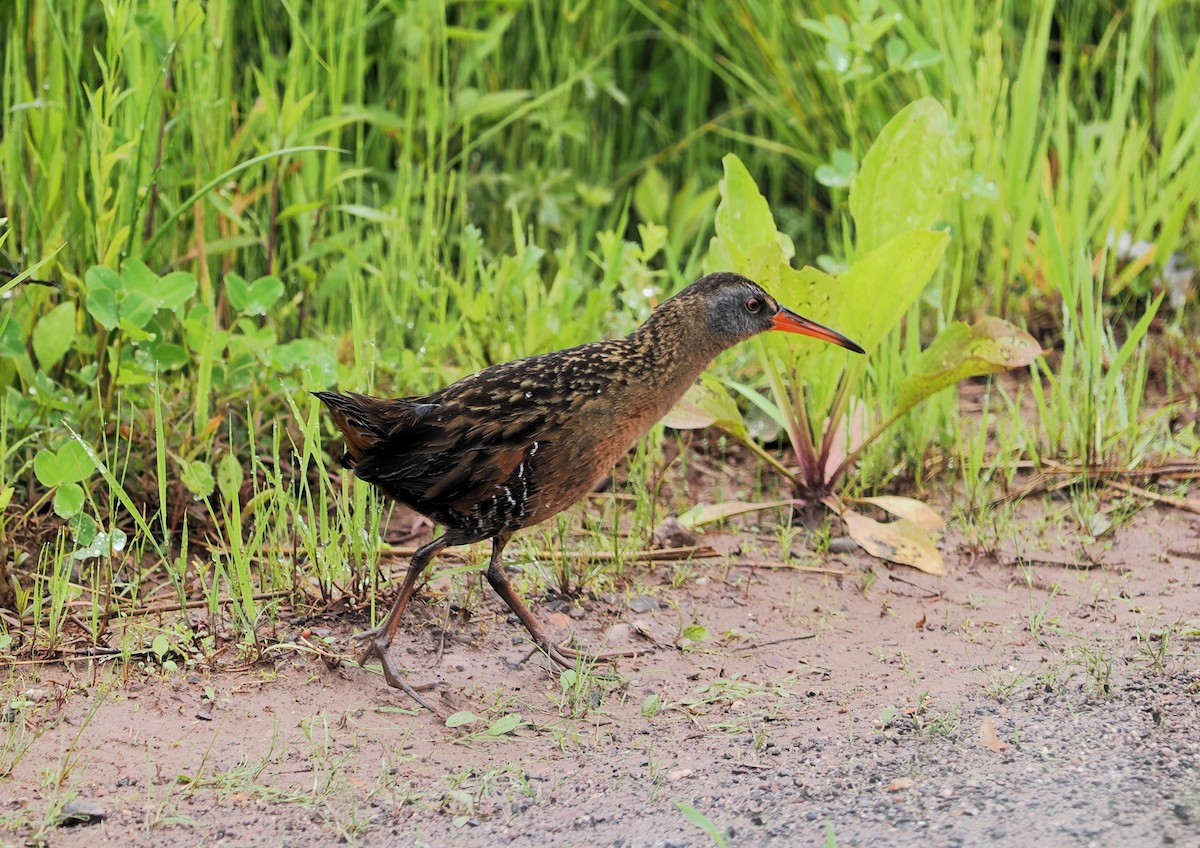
left=746, top=297, right=762, bottom=313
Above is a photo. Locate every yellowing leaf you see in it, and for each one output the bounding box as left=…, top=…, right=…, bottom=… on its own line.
left=677, top=499, right=801, bottom=530
left=854, top=496, right=945, bottom=532
left=662, top=374, right=747, bottom=438
left=894, top=317, right=1044, bottom=419
left=840, top=509, right=944, bottom=575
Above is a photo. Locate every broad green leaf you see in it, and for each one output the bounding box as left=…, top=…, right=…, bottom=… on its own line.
left=894, top=318, right=1043, bottom=419
left=841, top=509, right=944, bottom=574
left=445, top=711, right=480, bottom=728
left=662, top=375, right=747, bottom=438
left=710, top=153, right=779, bottom=268
left=180, top=460, right=215, bottom=499
left=70, top=513, right=98, bottom=546
left=33, top=451, right=58, bottom=486
left=115, top=365, right=154, bottom=387
left=681, top=624, right=709, bottom=643
left=815, top=149, right=857, bottom=188
left=486, top=713, right=522, bottom=736
left=0, top=486, right=12, bottom=510
left=850, top=97, right=953, bottom=254
left=268, top=339, right=337, bottom=385
left=836, top=229, right=949, bottom=356
left=53, top=482, right=84, bottom=518
left=762, top=262, right=860, bottom=387
left=31, top=302, right=76, bottom=368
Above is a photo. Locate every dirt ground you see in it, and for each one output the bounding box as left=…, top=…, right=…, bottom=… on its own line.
left=2, top=496, right=1199, bottom=847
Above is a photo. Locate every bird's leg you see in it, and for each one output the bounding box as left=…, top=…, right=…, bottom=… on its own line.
left=355, top=535, right=449, bottom=711
left=483, top=535, right=649, bottom=669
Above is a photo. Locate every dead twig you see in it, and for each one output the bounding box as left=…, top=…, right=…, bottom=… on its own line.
left=1105, top=479, right=1200, bottom=516
left=730, top=633, right=816, bottom=652
left=991, top=548, right=1101, bottom=569
left=735, top=560, right=853, bottom=576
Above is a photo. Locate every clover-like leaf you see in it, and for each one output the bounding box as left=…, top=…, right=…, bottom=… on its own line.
left=226, top=273, right=284, bottom=317
left=34, top=440, right=94, bottom=487
left=53, top=482, right=85, bottom=518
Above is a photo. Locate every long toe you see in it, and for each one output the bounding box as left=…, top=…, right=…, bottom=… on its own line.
left=352, top=623, right=386, bottom=643
left=533, top=639, right=653, bottom=669
left=357, top=639, right=441, bottom=713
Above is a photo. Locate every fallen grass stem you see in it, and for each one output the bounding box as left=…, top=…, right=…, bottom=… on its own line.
left=730, top=634, right=816, bottom=652
left=1104, top=480, right=1200, bottom=516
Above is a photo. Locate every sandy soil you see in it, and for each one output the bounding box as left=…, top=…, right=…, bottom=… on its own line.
left=2, top=500, right=1198, bottom=847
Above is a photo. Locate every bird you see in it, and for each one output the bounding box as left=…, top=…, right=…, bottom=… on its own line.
left=315, top=271, right=864, bottom=709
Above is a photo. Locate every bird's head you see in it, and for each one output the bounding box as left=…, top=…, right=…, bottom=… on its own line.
left=658, top=272, right=865, bottom=354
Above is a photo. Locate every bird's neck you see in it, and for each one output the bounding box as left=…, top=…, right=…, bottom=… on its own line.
left=622, top=315, right=726, bottom=416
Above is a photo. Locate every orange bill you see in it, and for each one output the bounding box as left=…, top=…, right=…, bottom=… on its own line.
left=771, top=307, right=865, bottom=354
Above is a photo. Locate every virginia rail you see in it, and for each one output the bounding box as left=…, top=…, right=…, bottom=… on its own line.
left=316, top=272, right=863, bottom=709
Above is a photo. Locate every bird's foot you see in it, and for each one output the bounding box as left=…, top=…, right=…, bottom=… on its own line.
left=524, top=638, right=652, bottom=670
left=351, top=622, right=385, bottom=644
left=357, top=637, right=441, bottom=714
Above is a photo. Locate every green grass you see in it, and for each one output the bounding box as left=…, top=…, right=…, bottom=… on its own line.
left=0, top=1, right=1196, bottom=660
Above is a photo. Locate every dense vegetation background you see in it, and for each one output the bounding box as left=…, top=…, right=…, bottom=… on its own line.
left=0, top=0, right=1196, bottom=648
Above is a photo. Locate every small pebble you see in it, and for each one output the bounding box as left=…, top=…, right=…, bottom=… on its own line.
left=606, top=622, right=633, bottom=642
left=829, top=536, right=858, bottom=554
left=628, top=595, right=658, bottom=613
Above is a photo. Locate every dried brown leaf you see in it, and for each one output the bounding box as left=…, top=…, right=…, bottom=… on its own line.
left=854, top=496, right=946, bottom=532
left=841, top=509, right=945, bottom=575
left=980, top=717, right=1009, bottom=753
